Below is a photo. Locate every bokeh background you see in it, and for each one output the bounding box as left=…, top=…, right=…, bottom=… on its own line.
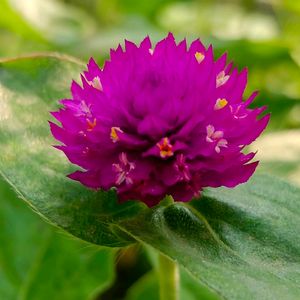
left=0, top=0, right=299, bottom=299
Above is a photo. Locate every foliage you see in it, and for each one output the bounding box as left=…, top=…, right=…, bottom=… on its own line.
left=0, top=177, right=115, bottom=300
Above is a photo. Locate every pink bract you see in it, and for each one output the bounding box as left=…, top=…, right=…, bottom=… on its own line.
left=50, top=33, right=270, bottom=207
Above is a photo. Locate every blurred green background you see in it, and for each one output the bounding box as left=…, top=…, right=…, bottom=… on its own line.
left=0, top=0, right=299, bottom=299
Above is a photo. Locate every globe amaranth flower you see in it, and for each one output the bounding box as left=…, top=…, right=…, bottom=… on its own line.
left=50, top=33, right=270, bottom=207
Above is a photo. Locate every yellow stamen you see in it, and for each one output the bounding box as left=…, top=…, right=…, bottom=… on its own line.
left=87, top=118, right=97, bottom=131
left=216, top=71, right=229, bottom=87
left=195, top=52, right=205, bottom=63
left=214, top=98, right=228, bottom=110
left=157, top=137, right=174, bottom=158
left=110, top=127, right=123, bottom=143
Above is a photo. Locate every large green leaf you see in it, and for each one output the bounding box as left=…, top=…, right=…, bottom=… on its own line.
left=121, top=177, right=300, bottom=299
left=0, top=55, right=299, bottom=299
left=0, top=177, right=115, bottom=300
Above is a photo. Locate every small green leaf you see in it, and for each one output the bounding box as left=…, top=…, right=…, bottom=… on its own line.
left=127, top=246, right=220, bottom=300
left=125, top=269, right=220, bottom=300
left=0, top=55, right=299, bottom=299
left=0, top=178, right=115, bottom=300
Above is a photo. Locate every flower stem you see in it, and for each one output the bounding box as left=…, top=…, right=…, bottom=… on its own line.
left=158, top=253, right=179, bottom=300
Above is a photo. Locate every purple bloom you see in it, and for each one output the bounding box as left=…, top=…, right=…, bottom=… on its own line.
left=50, top=33, right=270, bottom=207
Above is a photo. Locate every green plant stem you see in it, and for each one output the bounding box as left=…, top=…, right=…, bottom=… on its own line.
left=158, top=253, right=179, bottom=300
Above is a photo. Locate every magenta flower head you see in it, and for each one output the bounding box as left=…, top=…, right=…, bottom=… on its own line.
left=50, top=33, right=270, bottom=207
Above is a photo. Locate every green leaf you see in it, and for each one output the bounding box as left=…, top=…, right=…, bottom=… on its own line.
left=125, top=269, right=220, bottom=300
left=0, top=55, right=299, bottom=299
left=0, top=177, right=115, bottom=300
left=136, top=246, right=220, bottom=300
left=121, top=176, right=300, bottom=299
